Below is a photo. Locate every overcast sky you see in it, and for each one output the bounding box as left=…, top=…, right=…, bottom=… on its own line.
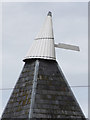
left=1, top=2, right=88, bottom=118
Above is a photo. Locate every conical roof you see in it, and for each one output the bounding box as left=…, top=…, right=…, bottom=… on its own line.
left=2, top=59, right=85, bottom=119
left=23, top=11, right=56, bottom=61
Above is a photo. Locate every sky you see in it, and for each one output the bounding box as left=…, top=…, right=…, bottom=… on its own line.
left=0, top=2, right=88, bottom=118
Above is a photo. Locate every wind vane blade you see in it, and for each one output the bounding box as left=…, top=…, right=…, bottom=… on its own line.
left=55, top=43, right=80, bottom=51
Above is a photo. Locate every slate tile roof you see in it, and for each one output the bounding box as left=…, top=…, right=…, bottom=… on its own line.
left=1, top=59, right=86, bottom=119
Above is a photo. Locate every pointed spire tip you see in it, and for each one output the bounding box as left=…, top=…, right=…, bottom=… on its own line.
left=47, top=11, right=52, bottom=17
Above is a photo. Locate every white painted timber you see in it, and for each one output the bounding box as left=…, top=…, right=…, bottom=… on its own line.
left=55, top=43, right=80, bottom=51
left=23, top=11, right=80, bottom=61
left=23, top=12, right=56, bottom=61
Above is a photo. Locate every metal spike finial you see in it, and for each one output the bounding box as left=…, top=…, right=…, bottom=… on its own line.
left=47, top=11, right=52, bottom=17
